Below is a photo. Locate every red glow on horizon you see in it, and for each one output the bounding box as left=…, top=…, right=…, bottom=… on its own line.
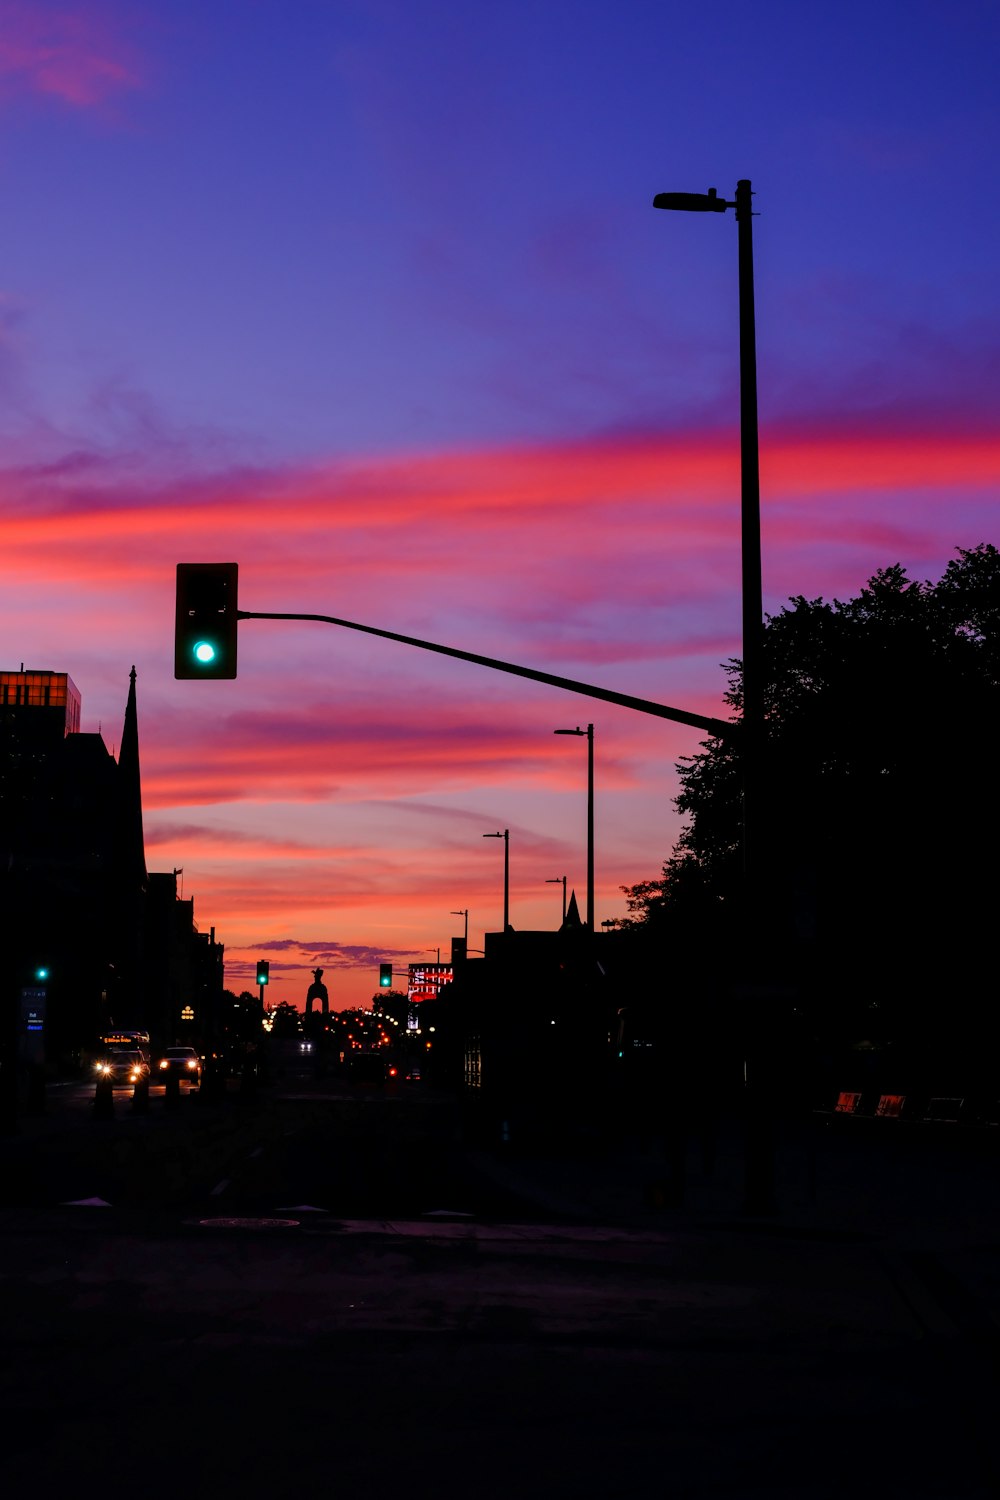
left=3, top=419, right=995, bottom=1007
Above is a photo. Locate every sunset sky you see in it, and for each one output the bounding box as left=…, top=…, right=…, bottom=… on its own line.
left=2, top=1, right=998, bottom=1009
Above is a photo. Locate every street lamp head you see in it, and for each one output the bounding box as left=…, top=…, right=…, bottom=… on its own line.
left=653, top=188, right=729, bottom=213
left=554, top=726, right=584, bottom=737
left=483, top=831, right=505, bottom=839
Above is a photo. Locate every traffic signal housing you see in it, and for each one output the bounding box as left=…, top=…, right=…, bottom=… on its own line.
left=175, top=563, right=239, bottom=679
left=256, top=960, right=270, bottom=987
left=379, top=963, right=393, bottom=989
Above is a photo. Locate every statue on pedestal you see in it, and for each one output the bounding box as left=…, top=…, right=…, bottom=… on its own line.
left=305, top=967, right=329, bottom=1016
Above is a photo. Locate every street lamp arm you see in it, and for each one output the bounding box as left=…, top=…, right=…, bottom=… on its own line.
left=653, top=188, right=730, bottom=212
left=237, top=610, right=735, bottom=740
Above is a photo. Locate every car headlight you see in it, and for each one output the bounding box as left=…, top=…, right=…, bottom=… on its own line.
left=186, top=1059, right=196, bottom=1069
left=159, top=1060, right=169, bottom=1070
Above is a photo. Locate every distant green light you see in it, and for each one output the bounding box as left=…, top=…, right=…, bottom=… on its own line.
left=35, top=966, right=49, bottom=981
left=193, top=641, right=217, bottom=664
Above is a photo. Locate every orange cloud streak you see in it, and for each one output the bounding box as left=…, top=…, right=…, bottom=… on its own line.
left=5, top=425, right=999, bottom=549
left=4, top=419, right=996, bottom=1007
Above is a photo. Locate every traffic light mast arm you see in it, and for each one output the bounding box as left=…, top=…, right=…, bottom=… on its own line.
left=236, top=610, right=736, bottom=740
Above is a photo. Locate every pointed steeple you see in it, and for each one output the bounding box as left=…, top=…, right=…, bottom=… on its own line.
left=118, top=665, right=147, bottom=886
left=561, top=889, right=582, bottom=930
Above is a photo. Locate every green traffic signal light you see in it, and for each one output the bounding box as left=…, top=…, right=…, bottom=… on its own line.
left=256, top=960, right=270, bottom=986
left=175, top=563, right=239, bottom=679
left=35, top=966, right=49, bottom=982
left=379, top=963, right=393, bottom=988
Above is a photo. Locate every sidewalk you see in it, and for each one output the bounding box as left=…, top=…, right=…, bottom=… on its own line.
left=465, top=1108, right=1000, bottom=1247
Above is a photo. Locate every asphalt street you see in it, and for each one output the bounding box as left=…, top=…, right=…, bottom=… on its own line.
left=2, top=1065, right=1000, bottom=1498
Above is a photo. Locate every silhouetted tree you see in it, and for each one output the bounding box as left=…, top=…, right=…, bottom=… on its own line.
left=268, top=1001, right=303, bottom=1038
left=622, top=545, right=999, bottom=1070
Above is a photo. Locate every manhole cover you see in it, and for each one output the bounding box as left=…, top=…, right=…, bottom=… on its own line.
left=197, top=1217, right=301, bottom=1229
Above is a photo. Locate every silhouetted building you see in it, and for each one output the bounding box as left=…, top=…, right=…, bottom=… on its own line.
left=445, top=912, right=615, bottom=1142
left=2, top=668, right=141, bottom=1060
left=145, top=871, right=224, bottom=1050
left=1, top=665, right=223, bottom=1069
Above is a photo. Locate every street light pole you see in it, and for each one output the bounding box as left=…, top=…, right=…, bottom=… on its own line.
left=652, top=183, right=762, bottom=793
left=545, top=877, right=567, bottom=924
left=653, top=179, right=772, bottom=1214
left=450, top=909, right=469, bottom=946
left=735, top=180, right=763, bottom=879
left=554, top=724, right=594, bottom=930
left=483, top=830, right=509, bottom=931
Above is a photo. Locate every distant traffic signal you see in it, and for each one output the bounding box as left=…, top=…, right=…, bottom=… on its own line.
left=175, top=563, right=239, bottom=679
left=256, top=960, right=270, bottom=986
left=379, top=963, right=393, bottom=988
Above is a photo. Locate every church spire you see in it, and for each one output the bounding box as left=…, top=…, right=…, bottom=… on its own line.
left=561, top=889, right=582, bottom=930
left=118, top=665, right=147, bottom=886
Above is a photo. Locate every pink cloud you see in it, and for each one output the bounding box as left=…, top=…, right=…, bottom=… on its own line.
left=4, top=424, right=997, bottom=642
left=3, top=417, right=996, bottom=1007
left=0, top=4, right=142, bottom=109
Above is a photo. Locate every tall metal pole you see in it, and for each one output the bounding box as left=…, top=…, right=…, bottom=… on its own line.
left=503, top=830, right=509, bottom=932
left=652, top=177, right=773, bottom=1214
left=736, top=180, right=763, bottom=880
left=735, top=179, right=774, bottom=1216
left=585, top=723, right=594, bottom=932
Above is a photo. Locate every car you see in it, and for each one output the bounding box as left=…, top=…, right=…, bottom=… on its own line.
left=157, top=1046, right=202, bottom=1083
left=95, top=1050, right=149, bottom=1086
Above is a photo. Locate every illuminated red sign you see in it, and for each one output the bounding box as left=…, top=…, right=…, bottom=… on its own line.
left=407, top=963, right=453, bottom=1003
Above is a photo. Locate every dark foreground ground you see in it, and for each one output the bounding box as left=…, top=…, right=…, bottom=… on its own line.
left=2, top=1070, right=1000, bottom=1498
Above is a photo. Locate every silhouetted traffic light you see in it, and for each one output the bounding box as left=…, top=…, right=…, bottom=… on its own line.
left=256, top=960, right=270, bottom=986
left=379, top=963, right=393, bottom=988
left=175, top=563, right=239, bottom=679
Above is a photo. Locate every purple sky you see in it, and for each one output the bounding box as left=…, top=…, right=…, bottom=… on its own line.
left=2, top=0, right=998, bottom=1008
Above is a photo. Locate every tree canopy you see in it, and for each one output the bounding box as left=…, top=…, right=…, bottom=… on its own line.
left=621, top=544, right=999, bottom=1051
